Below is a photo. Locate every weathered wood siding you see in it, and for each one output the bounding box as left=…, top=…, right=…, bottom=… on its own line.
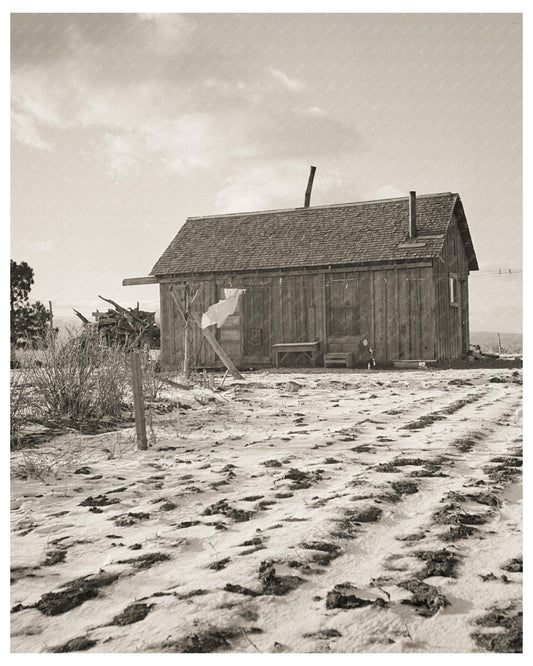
left=324, top=267, right=434, bottom=362
left=159, top=280, right=220, bottom=369
left=433, top=215, right=471, bottom=360
left=159, top=262, right=436, bottom=369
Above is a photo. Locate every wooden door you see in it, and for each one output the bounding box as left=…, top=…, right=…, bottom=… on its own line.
left=327, top=277, right=360, bottom=353
left=242, top=284, right=271, bottom=361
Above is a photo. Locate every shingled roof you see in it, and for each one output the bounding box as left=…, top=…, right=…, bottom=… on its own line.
left=151, top=192, right=478, bottom=276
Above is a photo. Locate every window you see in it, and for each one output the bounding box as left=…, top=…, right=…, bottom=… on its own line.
left=330, top=306, right=360, bottom=336
left=449, top=275, right=458, bottom=306
left=329, top=278, right=360, bottom=336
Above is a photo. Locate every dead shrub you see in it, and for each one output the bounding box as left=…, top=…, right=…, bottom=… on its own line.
left=10, top=369, right=30, bottom=445
left=12, top=435, right=88, bottom=480
left=140, top=350, right=165, bottom=402
left=23, top=328, right=129, bottom=425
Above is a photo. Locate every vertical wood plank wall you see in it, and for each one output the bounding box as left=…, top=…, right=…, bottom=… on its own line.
left=433, top=216, right=471, bottom=360
left=160, top=262, right=438, bottom=368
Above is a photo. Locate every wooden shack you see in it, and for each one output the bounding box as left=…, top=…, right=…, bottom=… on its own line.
left=124, top=191, right=478, bottom=369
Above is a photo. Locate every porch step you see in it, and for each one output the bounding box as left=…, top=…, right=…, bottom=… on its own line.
left=324, top=352, right=353, bottom=368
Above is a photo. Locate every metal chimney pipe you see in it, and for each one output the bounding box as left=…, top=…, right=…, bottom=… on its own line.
left=409, top=191, right=417, bottom=238
left=304, top=166, right=316, bottom=207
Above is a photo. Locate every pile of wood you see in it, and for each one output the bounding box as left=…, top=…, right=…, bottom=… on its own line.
left=74, top=295, right=160, bottom=350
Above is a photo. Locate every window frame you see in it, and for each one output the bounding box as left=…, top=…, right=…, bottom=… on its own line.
left=449, top=273, right=459, bottom=307
left=329, top=304, right=360, bottom=337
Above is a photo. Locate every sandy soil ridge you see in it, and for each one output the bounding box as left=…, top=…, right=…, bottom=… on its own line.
left=11, top=368, right=522, bottom=653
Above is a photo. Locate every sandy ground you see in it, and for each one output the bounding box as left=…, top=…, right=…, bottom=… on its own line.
left=10, top=368, right=522, bottom=653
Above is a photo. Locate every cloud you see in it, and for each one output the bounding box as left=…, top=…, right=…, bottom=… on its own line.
left=137, top=13, right=195, bottom=51
left=375, top=185, right=407, bottom=200
left=102, top=133, right=142, bottom=176
left=12, top=110, right=51, bottom=150
left=28, top=240, right=55, bottom=252
left=214, top=161, right=354, bottom=213
left=268, top=67, right=305, bottom=91
left=11, top=15, right=362, bottom=177
left=214, top=163, right=301, bottom=212
left=307, top=106, right=327, bottom=116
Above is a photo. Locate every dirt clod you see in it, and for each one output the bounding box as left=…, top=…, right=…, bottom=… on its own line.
left=51, top=636, right=98, bottom=652
left=440, top=524, right=478, bottom=542
left=299, top=541, right=342, bottom=565
left=208, top=557, right=230, bottom=571
left=489, top=456, right=522, bottom=467
left=351, top=445, right=373, bottom=453
left=116, top=552, right=170, bottom=569
left=283, top=467, right=323, bottom=489
left=501, top=556, right=522, bottom=573
left=374, top=463, right=401, bottom=473
left=303, top=628, right=342, bottom=638
left=415, top=549, right=460, bottom=578
left=398, top=579, right=449, bottom=617
left=484, top=463, right=522, bottom=484
left=177, top=520, right=201, bottom=529
left=36, top=572, right=119, bottom=616
left=258, top=560, right=304, bottom=596
left=161, top=628, right=238, bottom=653
left=110, top=603, right=153, bottom=625
left=432, top=503, right=489, bottom=526
left=114, top=512, right=150, bottom=526
left=43, top=549, right=67, bottom=566
left=325, top=585, right=374, bottom=610
left=345, top=506, right=382, bottom=523
left=262, top=459, right=282, bottom=468
left=391, top=481, right=419, bottom=495
left=472, top=603, right=522, bottom=652
left=203, top=499, right=254, bottom=523
left=396, top=532, right=426, bottom=542
left=79, top=495, right=119, bottom=507
left=224, top=583, right=260, bottom=596
left=239, top=537, right=263, bottom=547
left=159, top=502, right=177, bottom=511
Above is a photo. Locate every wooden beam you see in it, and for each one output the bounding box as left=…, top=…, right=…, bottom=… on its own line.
left=188, top=310, right=245, bottom=380
left=98, top=295, right=141, bottom=322
left=169, top=285, right=244, bottom=380
left=73, top=309, right=90, bottom=324
left=170, top=289, right=186, bottom=321
left=156, top=261, right=433, bottom=283
left=130, top=352, right=148, bottom=450
left=189, top=284, right=204, bottom=307
left=122, top=276, right=158, bottom=286
left=183, top=285, right=192, bottom=379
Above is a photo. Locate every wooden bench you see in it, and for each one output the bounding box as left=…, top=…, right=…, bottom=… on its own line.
left=324, top=352, right=353, bottom=368
left=393, top=359, right=436, bottom=369
left=273, top=341, right=321, bottom=368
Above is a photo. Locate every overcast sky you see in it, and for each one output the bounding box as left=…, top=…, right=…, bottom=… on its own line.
left=10, top=12, right=522, bottom=332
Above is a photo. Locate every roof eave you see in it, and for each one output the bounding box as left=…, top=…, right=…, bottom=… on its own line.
left=452, top=196, right=479, bottom=271
left=151, top=256, right=436, bottom=280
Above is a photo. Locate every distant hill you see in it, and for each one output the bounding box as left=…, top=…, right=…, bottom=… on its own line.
left=470, top=331, right=522, bottom=354
left=49, top=318, right=522, bottom=353
left=52, top=315, right=83, bottom=335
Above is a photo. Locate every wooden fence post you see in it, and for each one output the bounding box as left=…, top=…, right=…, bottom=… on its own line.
left=183, top=315, right=191, bottom=378
left=130, top=351, right=147, bottom=450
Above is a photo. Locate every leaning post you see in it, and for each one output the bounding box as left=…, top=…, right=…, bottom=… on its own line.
left=183, top=284, right=191, bottom=379
left=130, top=351, right=148, bottom=450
